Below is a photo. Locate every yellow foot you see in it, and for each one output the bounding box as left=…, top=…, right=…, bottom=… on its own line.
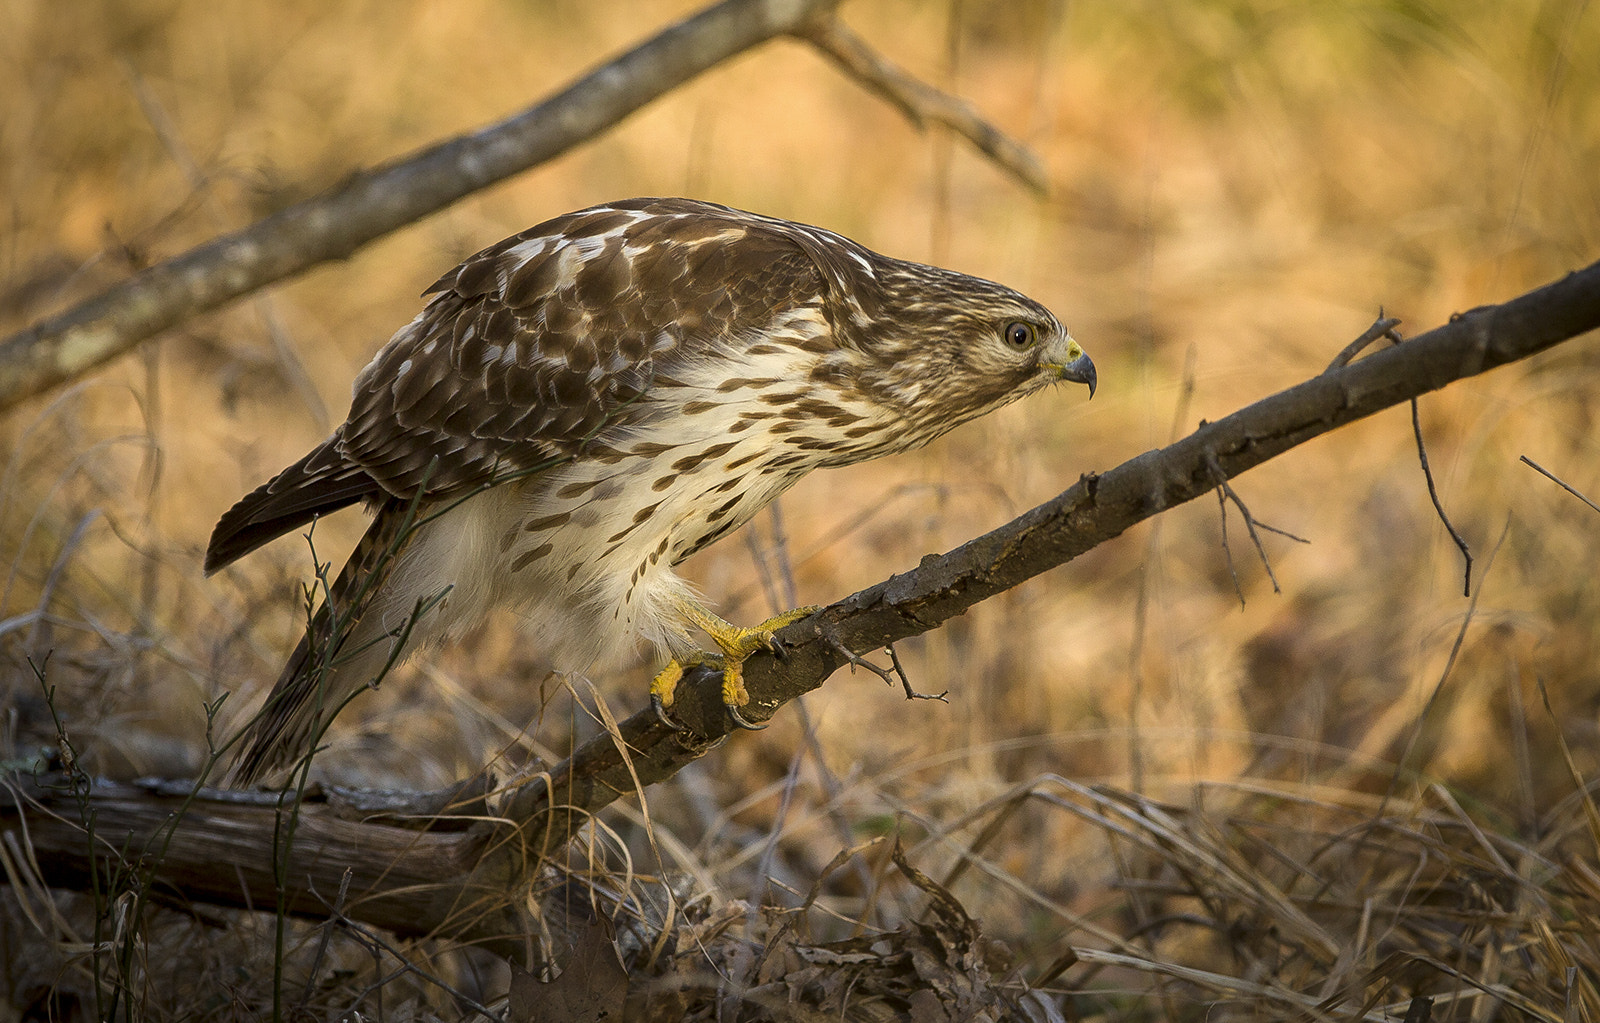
left=650, top=605, right=821, bottom=731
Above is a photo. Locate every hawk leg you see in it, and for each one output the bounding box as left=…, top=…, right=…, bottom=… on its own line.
left=651, top=603, right=820, bottom=730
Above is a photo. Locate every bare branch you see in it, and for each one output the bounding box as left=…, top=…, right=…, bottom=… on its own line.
left=6, top=257, right=1600, bottom=949
left=885, top=643, right=930, bottom=702
left=4, top=0, right=849, bottom=410
left=1251, top=521, right=1311, bottom=545
left=799, top=17, right=1048, bottom=194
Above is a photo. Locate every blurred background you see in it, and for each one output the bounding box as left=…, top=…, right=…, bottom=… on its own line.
left=2, top=0, right=1598, bottom=1013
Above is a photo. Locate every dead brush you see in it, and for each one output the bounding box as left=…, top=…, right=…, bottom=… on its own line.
left=1014, top=777, right=1600, bottom=1021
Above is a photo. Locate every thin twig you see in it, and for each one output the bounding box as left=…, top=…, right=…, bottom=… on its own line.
left=1412, top=398, right=1472, bottom=596
left=885, top=644, right=925, bottom=701
left=1334, top=316, right=1472, bottom=595
left=823, top=634, right=945, bottom=702
left=1251, top=521, right=1310, bottom=544
left=1325, top=313, right=1402, bottom=372
left=800, top=17, right=1048, bottom=194
left=300, top=868, right=354, bottom=1005
left=1215, top=486, right=1246, bottom=609
left=1520, top=454, right=1600, bottom=515
left=1206, top=453, right=1293, bottom=597
left=825, top=633, right=898, bottom=687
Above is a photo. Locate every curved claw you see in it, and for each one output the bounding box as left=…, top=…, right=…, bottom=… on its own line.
left=725, top=702, right=769, bottom=731
left=651, top=692, right=687, bottom=731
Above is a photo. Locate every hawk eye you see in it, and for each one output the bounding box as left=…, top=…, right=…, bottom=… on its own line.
left=1003, top=321, right=1037, bottom=350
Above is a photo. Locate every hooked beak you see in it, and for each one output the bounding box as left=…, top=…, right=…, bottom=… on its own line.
left=1044, top=337, right=1097, bottom=398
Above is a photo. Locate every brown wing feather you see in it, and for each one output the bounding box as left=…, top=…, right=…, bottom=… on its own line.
left=327, top=199, right=834, bottom=503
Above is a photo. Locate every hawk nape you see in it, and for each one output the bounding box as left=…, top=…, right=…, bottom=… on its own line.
left=207, top=197, right=1096, bottom=786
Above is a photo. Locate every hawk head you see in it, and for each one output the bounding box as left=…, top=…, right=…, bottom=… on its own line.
left=808, top=253, right=1095, bottom=447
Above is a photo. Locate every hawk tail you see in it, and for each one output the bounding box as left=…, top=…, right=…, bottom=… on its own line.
left=227, top=498, right=417, bottom=787
left=205, top=436, right=378, bottom=575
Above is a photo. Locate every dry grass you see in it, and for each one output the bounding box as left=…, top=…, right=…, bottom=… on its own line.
left=2, top=0, right=1599, bottom=1018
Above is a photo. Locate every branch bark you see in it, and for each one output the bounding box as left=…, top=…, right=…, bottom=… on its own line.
left=0, top=0, right=1043, bottom=412
left=7, top=259, right=1598, bottom=952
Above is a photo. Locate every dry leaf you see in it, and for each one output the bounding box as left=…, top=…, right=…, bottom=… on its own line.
left=508, top=917, right=629, bottom=1023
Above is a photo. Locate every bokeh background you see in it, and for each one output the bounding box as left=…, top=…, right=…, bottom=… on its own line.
left=3, top=0, right=1598, bottom=1015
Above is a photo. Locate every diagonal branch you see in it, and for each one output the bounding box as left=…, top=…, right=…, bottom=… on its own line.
left=6, top=258, right=1599, bottom=951
left=0, top=0, right=1046, bottom=413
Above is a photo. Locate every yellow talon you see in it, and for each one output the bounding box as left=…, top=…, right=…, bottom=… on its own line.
left=651, top=603, right=821, bottom=730
left=649, top=657, right=689, bottom=715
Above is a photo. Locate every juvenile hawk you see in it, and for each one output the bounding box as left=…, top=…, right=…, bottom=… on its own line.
left=207, top=197, right=1095, bottom=785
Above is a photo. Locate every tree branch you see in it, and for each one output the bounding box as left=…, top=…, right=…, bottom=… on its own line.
left=0, top=0, right=1047, bottom=412
left=2, top=0, right=834, bottom=410
left=8, top=261, right=1598, bottom=952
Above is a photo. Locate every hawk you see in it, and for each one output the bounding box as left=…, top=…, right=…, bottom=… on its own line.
left=206, top=197, right=1095, bottom=785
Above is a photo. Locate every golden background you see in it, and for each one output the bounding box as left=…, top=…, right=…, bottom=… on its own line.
left=2, top=0, right=1597, bottom=1007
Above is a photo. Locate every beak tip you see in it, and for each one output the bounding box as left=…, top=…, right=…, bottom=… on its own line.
left=1057, top=351, right=1097, bottom=399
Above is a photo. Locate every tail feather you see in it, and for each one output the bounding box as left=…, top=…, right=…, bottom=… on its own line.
left=206, top=436, right=379, bottom=574
left=227, top=497, right=419, bottom=787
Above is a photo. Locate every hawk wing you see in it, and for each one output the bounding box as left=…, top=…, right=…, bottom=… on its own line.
left=205, top=199, right=835, bottom=573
